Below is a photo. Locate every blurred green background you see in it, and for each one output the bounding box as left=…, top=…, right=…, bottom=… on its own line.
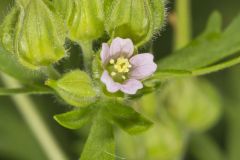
left=0, top=0, right=240, bottom=160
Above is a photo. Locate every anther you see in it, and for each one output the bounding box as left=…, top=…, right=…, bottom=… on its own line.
left=110, top=59, right=115, bottom=64
left=111, top=72, right=116, bottom=76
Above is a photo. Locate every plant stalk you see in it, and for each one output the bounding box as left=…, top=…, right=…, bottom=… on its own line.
left=175, top=0, right=192, bottom=49
left=0, top=74, right=68, bottom=160
left=80, top=41, right=94, bottom=74
left=174, top=0, right=192, bottom=160
left=0, top=87, right=53, bottom=96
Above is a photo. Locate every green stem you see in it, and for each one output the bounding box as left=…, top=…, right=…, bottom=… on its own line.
left=175, top=0, right=192, bottom=160
left=80, top=41, right=94, bottom=74
left=175, top=0, right=192, bottom=49
left=0, top=74, right=68, bottom=160
left=0, top=87, right=53, bottom=96
left=43, top=65, right=61, bottom=80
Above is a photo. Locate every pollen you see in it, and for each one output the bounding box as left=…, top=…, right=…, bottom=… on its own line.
left=110, top=59, right=115, bottom=64
left=111, top=72, right=116, bottom=76
left=110, top=57, right=132, bottom=73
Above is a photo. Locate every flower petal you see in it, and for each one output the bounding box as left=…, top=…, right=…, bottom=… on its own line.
left=129, top=53, right=157, bottom=80
left=120, top=79, right=143, bottom=95
left=109, top=37, right=134, bottom=58
left=101, top=71, right=121, bottom=93
left=100, top=43, right=110, bottom=63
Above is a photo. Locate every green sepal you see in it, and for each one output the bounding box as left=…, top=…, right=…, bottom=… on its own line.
left=92, top=54, right=103, bottom=80
left=46, top=70, right=98, bottom=107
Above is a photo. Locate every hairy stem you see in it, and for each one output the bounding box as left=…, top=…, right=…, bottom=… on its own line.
left=0, top=87, right=53, bottom=96
left=0, top=74, right=68, bottom=160
left=80, top=41, right=94, bottom=74
left=43, top=65, right=61, bottom=80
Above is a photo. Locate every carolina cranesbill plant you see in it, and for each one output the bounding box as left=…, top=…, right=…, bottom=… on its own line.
left=1, top=0, right=240, bottom=159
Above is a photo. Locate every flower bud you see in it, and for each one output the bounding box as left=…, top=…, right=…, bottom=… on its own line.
left=16, top=0, right=66, bottom=69
left=0, top=5, right=22, bottom=53
left=46, top=70, right=98, bottom=107
left=67, top=0, right=105, bottom=42
left=159, top=78, right=222, bottom=132
left=52, top=0, right=73, bottom=22
left=105, top=0, right=165, bottom=46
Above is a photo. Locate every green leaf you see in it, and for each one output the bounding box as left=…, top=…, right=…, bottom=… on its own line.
left=0, top=47, right=45, bottom=85
left=54, top=107, right=96, bottom=129
left=155, top=12, right=240, bottom=79
left=80, top=111, right=115, bottom=160
left=202, top=11, right=222, bottom=35
left=101, top=100, right=153, bottom=135
left=46, top=70, right=97, bottom=107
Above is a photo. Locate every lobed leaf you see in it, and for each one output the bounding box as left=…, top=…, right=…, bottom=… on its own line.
left=54, top=107, right=96, bottom=129
left=101, top=100, right=153, bottom=135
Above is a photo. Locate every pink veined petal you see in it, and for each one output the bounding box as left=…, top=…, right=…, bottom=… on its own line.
left=100, top=43, right=110, bottom=64
left=101, top=71, right=121, bottom=93
left=109, top=37, right=134, bottom=58
left=129, top=53, right=157, bottom=80
left=120, top=79, right=143, bottom=95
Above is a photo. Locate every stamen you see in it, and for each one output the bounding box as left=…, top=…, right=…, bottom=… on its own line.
left=111, top=72, right=116, bottom=76
left=114, top=57, right=131, bottom=73
left=110, top=59, right=115, bottom=64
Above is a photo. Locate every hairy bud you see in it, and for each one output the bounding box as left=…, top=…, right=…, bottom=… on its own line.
left=52, top=0, right=73, bottom=22
left=105, top=0, right=165, bottom=46
left=16, top=0, right=66, bottom=69
left=67, top=0, right=105, bottom=42
left=0, top=5, right=23, bottom=53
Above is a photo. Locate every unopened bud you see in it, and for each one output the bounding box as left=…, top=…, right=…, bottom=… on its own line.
left=52, top=0, right=73, bottom=22
left=106, top=0, right=165, bottom=46
left=67, top=0, right=105, bottom=42
left=17, top=0, right=66, bottom=69
left=0, top=5, right=22, bottom=53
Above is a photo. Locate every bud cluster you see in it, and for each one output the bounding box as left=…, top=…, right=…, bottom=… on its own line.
left=0, top=0, right=165, bottom=69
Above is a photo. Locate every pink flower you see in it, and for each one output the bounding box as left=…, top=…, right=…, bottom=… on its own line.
left=100, top=37, right=157, bottom=95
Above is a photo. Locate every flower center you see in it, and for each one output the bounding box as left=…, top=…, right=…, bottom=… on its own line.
left=107, top=57, right=132, bottom=82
